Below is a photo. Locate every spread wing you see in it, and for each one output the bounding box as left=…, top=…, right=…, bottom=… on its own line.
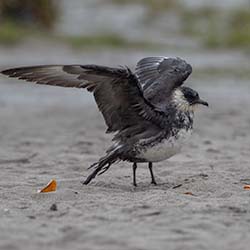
left=1, top=64, right=167, bottom=133
left=135, top=57, right=192, bottom=105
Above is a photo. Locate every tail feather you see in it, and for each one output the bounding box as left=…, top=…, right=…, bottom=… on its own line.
left=83, top=149, right=121, bottom=185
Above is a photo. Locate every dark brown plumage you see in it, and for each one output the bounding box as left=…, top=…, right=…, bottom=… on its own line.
left=1, top=57, right=207, bottom=186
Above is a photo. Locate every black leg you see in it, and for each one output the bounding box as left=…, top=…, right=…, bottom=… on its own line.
left=132, top=162, right=137, bottom=187
left=148, top=162, right=157, bottom=185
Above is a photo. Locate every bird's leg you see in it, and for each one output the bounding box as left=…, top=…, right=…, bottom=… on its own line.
left=148, top=162, right=157, bottom=185
left=132, top=162, right=137, bottom=187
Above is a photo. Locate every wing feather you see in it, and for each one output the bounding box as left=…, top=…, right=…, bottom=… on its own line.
left=1, top=64, right=167, bottom=134
left=135, top=56, right=192, bottom=105
left=2, top=65, right=85, bottom=88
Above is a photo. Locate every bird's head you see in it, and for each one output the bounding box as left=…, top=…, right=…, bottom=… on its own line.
left=172, top=86, right=208, bottom=112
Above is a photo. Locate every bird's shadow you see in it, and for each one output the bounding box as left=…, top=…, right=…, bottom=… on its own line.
left=82, top=179, right=177, bottom=192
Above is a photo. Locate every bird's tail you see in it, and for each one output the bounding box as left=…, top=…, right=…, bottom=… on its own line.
left=83, top=146, right=123, bottom=185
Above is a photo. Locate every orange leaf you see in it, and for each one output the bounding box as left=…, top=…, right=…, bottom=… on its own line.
left=244, top=185, right=250, bottom=190
left=38, top=179, right=57, bottom=193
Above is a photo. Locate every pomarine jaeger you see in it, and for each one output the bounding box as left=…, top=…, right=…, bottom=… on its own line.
left=1, top=57, right=208, bottom=186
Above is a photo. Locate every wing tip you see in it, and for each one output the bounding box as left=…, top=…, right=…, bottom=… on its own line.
left=1, top=68, right=13, bottom=76
left=1, top=68, right=23, bottom=78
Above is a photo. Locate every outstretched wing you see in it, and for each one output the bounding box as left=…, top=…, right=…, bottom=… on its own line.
left=1, top=65, right=111, bottom=89
left=135, top=57, right=192, bottom=105
left=1, top=64, right=166, bottom=133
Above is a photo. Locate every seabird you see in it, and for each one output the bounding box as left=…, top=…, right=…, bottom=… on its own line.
left=1, top=57, right=208, bottom=186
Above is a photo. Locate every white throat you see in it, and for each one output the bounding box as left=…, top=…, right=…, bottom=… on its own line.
left=172, top=88, right=195, bottom=113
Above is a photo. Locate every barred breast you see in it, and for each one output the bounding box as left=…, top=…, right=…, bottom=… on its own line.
left=137, top=128, right=192, bottom=162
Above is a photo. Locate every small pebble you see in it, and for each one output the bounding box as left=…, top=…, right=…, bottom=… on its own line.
left=50, top=203, right=58, bottom=211
left=27, top=215, right=36, bottom=219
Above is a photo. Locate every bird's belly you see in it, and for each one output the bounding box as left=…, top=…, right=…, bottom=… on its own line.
left=137, top=129, right=192, bottom=162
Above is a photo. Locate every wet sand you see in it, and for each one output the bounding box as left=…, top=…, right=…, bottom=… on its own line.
left=1, top=47, right=250, bottom=250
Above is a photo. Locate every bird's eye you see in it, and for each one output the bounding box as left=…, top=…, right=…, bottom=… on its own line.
left=185, top=93, right=192, bottom=99
left=185, top=92, right=197, bottom=101
left=190, top=95, right=195, bottom=100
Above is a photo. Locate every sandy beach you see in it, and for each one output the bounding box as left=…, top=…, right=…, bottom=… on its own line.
left=0, top=44, right=250, bottom=250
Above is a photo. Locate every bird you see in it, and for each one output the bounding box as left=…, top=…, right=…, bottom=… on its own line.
left=1, top=56, right=208, bottom=186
